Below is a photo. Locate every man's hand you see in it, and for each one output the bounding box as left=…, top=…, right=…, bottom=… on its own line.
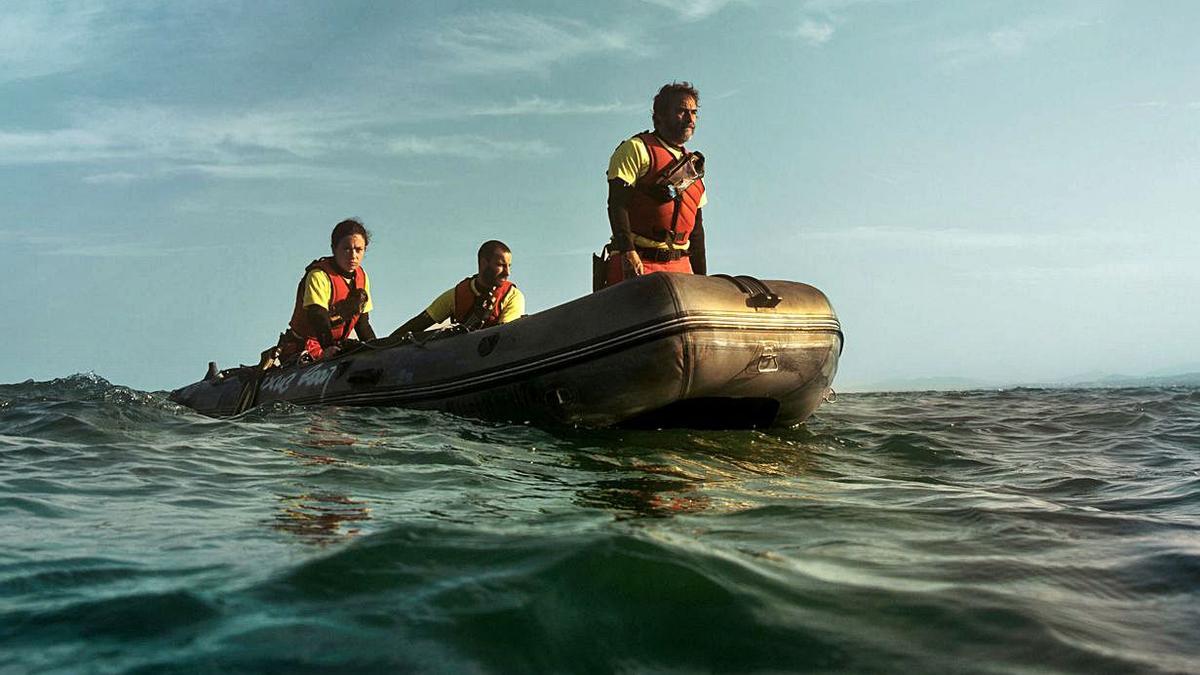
left=622, top=250, right=644, bottom=277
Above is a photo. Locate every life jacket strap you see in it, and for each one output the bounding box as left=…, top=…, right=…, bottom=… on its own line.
left=636, top=247, right=689, bottom=262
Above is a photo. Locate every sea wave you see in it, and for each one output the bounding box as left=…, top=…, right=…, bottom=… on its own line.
left=1, top=375, right=1197, bottom=672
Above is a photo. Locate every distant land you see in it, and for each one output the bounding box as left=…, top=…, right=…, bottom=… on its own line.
left=845, top=370, right=1200, bottom=393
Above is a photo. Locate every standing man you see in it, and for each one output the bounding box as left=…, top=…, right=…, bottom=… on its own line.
left=598, top=81, right=707, bottom=289
left=391, top=240, right=525, bottom=336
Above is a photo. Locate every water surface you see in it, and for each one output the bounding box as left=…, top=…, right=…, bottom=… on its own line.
left=2, top=375, right=1197, bottom=673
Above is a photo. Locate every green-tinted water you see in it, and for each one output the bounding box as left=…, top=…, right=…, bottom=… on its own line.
left=2, top=375, right=1198, bottom=673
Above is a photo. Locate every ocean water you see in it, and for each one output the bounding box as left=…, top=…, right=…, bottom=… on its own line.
left=1, top=374, right=1197, bottom=674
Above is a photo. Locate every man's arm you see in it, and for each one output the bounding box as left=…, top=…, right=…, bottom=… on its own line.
left=390, top=311, right=436, bottom=337
left=607, top=180, right=644, bottom=276
left=690, top=209, right=706, bottom=275
left=391, top=287, right=455, bottom=337
left=355, top=313, right=376, bottom=341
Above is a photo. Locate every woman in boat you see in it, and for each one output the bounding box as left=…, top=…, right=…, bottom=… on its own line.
left=277, top=218, right=377, bottom=363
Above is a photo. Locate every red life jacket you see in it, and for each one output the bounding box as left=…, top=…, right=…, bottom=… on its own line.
left=452, top=277, right=514, bottom=328
left=627, top=132, right=705, bottom=246
left=288, top=258, right=367, bottom=344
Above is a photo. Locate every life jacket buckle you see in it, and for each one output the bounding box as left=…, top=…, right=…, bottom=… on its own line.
left=636, top=247, right=687, bottom=263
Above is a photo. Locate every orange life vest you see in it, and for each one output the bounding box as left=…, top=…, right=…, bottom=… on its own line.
left=287, top=258, right=367, bottom=347
left=627, top=132, right=705, bottom=246
left=452, top=277, right=514, bottom=328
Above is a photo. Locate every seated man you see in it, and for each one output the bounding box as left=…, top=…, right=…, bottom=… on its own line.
left=277, top=218, right=377, bottom=363
left=392, top=240, right=525, bottom=336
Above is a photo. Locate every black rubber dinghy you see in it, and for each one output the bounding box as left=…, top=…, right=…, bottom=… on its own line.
left=169, top=273, right=843, bottom=428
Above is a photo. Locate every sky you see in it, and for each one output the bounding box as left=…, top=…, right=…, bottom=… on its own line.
left=2, top=0, right=1198, bottom=392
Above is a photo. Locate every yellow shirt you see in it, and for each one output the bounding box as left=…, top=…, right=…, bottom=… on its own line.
left=301, top=268, right=373, bottom=314
left=606, top=133, right=708, bottom=250
left=426, top=279, right=525, bottom=325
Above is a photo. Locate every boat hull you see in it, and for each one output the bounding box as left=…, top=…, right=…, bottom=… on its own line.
left=169, top=273, right=843, bottom=427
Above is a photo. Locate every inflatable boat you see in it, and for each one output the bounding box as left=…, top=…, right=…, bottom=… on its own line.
left=169, top=273, right=843, bottom=428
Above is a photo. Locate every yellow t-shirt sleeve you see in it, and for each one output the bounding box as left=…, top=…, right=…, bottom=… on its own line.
left=301, top=270, right=332, bottom=309
left=424, top=287, right=456, bottom=324
left=361, top=271, right=373, bottom=314
left=606, top=138, right=650, bottom=186
left=498, top=286, right=525, bottom=324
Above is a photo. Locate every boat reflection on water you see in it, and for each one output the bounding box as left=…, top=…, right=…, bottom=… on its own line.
left=563, top=427, right=824, bottom=520
left=272, top=491, right=371, bottom=544
left=270, top=415, right=372, bottom=544
left=576, top=474, right=711, bottom=519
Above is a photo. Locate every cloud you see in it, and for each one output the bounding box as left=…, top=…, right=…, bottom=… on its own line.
left=639, top=0, right=748, bottom=22
left=385, top=135, right=557, bottom=160
left=936, top=14, right=1095, bottom=68
left=804, top=226, right=1143, bottom=249
left=807, top=226, right=1198, bottom=284
left=521, top=246, right=603, bottom=259
left=81, top=171, right=143, bottom=184
left=800, top=0, right=900, bottom=11
left=85, top=161, right=441, bottom=187
left=174, top=163, right=359, bottom=181
left=172, top=163, right=437, bottom=186
left=467, top=97, right=639, bottom=117
left=966, top=261, right=1198, bottom=284
left=425, top=12, right=637, bottom=73
left=1115, top=101, right=1200, bottom=112
left=0, top=103, right=366, bottom=166
left=0, top=128, right=126, bottom=163
left=0, top=230, right=67, bottom=245
left=170, top=199, right=321, bottom=218
left=42, top=242, right=221, bottom=258
left=795, top=19, right=836, bottom=45
left=787, top=0, right=913, bottom=45
left=0, top=94, right=568, bottom=190
left=2, top=229, right=220, bottom=258
left=1, top=101, right=558, bottom=185
left=0, top=0, right=129, bottom=83
left=862, top=170, right=902, bottom=185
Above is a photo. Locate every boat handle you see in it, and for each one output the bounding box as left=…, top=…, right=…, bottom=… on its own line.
left=713, top=274, right=782, bottom=308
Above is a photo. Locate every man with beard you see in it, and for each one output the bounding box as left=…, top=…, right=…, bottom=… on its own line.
left=598, top=81, right=707, bottom=289
left=390, top=240, right=525, bottom=336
